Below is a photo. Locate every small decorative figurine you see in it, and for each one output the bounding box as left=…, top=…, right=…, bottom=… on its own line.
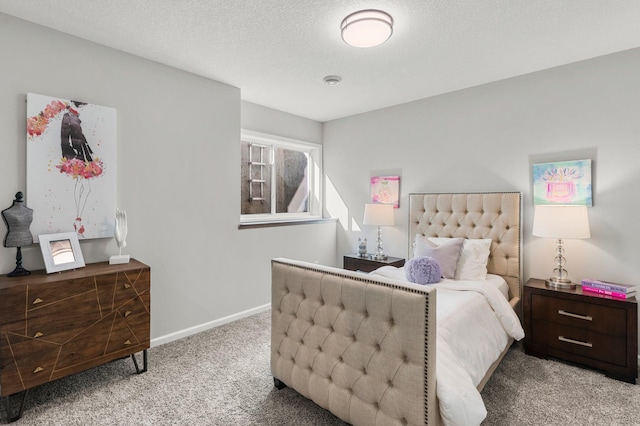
left=109, top=208, right=130, bottom=264
left=1, top=192, right=34, bottom=277
left=358, top=237, right=367, bottom=257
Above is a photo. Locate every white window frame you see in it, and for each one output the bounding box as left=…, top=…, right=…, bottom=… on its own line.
left=240, top=129, right=322, bottom=224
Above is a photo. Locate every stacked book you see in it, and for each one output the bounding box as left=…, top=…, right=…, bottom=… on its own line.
left=581, top=278, right=637, bottom=299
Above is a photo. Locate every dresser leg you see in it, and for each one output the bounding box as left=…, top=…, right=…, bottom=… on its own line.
left=4, top=390, right=29, bottom=423
left=131, top=349, right=148, bottom=374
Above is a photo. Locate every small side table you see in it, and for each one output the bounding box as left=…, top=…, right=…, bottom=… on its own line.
left=523, top=278, right=638, bottom=383
left=343, top=254, right=405, bottom=273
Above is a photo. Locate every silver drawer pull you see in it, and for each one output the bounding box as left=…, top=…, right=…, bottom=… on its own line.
left=558, top=310, right=592, bottom=321
left=558, top=336, right=593, bottom=347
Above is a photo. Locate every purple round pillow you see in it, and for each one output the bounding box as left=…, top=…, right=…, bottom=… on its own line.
left=405, top=256, right=441, bottom=285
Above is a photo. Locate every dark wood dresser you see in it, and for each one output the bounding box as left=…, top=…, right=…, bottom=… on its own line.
left=0, top=259, right=150, bottom=419
left=523, top=278, right=637, bottom=383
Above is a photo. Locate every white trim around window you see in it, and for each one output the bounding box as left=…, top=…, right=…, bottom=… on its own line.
left=240, top=129, right=323, bottom=225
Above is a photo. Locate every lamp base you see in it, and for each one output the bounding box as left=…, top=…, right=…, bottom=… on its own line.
left=7, top=265, right=30, bottom=277
left=371, top=254, right=388, bottom=261
left=545, top=277, right=576, bottom=290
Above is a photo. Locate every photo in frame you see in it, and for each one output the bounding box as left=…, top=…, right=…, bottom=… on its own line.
left=370, top=176, right=400, bottom=208
left=38, top=232, right=86, bottom=273
left=26, top=93, right=117, bottom=240
left=532, top=159, right=592, bottom=205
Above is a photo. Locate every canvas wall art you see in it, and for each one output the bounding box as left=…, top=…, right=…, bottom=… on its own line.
left=26, top=93, right=116, bottom=239
left=532, top=159, right=592, bottom=205
left=370, top=176, right=400, bottom=208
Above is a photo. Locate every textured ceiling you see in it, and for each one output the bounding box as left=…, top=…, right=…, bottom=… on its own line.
left=2, top=0, right=640, bottom=122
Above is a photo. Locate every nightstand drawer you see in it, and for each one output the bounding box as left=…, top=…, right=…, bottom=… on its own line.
left=343, top=255, right=404, bottom=273
left=531, top=320, right=627, bottom=366
left=531, top=294, right=627, bottom=336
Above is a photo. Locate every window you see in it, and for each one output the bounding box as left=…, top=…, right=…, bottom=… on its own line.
left=240, top=130, right=322, bottom=223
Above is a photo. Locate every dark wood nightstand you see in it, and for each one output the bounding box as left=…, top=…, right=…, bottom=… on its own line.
left=343, top=254, right=405, bottom=273
left=523, top=278, right=638, bottom=383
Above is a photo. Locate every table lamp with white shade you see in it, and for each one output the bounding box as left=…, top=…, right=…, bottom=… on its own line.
left=363, top=203, right=395, bottom=260
left=532, top=204, right=590, bottom=289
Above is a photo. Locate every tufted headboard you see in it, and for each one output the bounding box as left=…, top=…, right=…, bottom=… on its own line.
left=408, top=192, right=523, bottom=307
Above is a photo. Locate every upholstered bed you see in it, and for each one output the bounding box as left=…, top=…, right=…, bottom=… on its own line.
left=271, top=192, right=523, bottom=425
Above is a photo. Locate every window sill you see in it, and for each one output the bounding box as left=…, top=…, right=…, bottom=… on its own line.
left=238, top=217, right=336, bottom=230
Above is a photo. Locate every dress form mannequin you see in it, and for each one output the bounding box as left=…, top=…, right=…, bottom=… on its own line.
left=2, top=192, right=34, bottom=277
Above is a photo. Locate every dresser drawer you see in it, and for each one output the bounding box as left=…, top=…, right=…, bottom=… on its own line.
left=0, top=286, right=27, bottom=330
left=531, top=293, right=627, bottom=336
left=27, top=277, right=95, bottom=309
left=117, top=295, right=151, bottom=346
left=56, top=311, right=121, bottom=370
left=530, top=319, right=627, bottom=366
left=0, top=333, right=61, bottom=395
left=27, top=291, right=102, bottom=344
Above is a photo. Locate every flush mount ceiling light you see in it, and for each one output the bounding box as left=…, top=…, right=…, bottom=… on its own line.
left=341, top=9, right=393, bottom=48
left=323, top=75, right=342, bottom=86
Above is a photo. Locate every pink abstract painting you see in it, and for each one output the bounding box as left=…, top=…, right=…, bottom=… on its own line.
left=370, top=176, right=400, bottom=208
left=26, top=93, right=116, bottom=239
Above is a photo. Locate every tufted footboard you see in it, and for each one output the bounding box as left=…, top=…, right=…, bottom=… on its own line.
left=271, top=258, right=438, bottom=426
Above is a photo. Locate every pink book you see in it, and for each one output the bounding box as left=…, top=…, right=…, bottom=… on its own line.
left=582, top=285, right=632, bottom=299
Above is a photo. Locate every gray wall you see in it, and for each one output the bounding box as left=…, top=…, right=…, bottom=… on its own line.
left=3, top=11, right=638, bottom=352
left=241, top=101, right=322, bottom=144
left=323, top=48, right=640, bottom=351
left=0, top=14, right=336, bottom=345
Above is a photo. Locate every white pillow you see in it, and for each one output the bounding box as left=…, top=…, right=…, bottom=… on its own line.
left=425, top=237, right=492, bottom=281
left=456, top=239, right=492, bottom=280
left=413, top=235, right=464, bottom=279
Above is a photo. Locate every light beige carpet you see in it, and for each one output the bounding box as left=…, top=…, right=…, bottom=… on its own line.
left=2, top=311, right=638, bottom=425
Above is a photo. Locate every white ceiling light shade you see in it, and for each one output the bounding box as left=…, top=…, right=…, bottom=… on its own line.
left=341, top=9, right=393, bottom=48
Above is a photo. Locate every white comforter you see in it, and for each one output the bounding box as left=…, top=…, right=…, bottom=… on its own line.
left=371, top=266, right=525, bottom=426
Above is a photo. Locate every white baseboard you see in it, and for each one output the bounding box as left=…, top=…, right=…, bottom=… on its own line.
left=150, top=303, right=271, bottom=347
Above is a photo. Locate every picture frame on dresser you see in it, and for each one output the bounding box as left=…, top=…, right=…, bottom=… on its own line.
left=38, top=232, right=85, bottom=273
